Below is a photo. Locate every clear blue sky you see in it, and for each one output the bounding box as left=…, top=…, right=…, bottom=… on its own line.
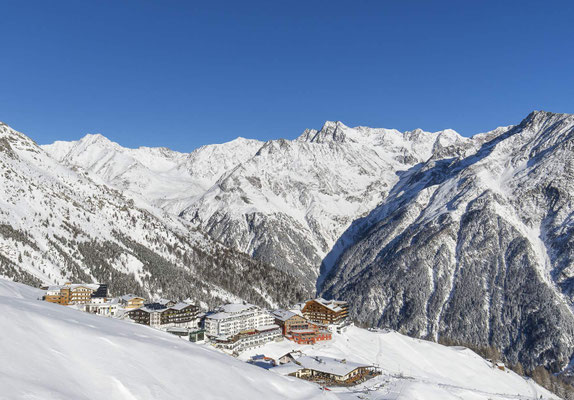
left=1, top=0, right=573, bottom=151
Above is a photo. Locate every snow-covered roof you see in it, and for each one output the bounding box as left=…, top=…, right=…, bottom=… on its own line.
left=47, top=283, right=101, bottom=291
left=207, top=303, right=259, bottom=320
left=271, top=361, right=304, bottom=376
left=158, top=298, right=173, bottom=305
left=120, top=294, right=144, bottom=301
left=221, top=303, right=254, bottom=313
left=134, top=306, right=166, bottom=314
left=290, top=329, right=320, bottom=334
left=295, top=356, right=370, bottom=377
left=166, top=327, right=189, bottom=334
left=256, top=324, right=280, bottom=332
left=170, top=302, right=194, bottom=311
left=313, top=298, right=348, bottom=313
left=70, top=284, right=100, bottom=290
left=272, top=309, right=297, bottom=322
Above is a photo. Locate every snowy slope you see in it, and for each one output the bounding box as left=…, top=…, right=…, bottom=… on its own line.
left=0, top=122, right=308, bottom=308
left=0, top=279, right=331, bottom=400
left=321, top=111, right=574, bottom=371
left=44, top=121, right=470, bottom=287
left=238, top=325, right=557, bottom=399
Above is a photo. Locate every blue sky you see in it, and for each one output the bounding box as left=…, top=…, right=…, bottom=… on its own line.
left=1, top=0, right=573, bottom=152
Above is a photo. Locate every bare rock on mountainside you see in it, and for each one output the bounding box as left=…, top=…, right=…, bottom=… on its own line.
left=320, top=111, right=574, bottom=371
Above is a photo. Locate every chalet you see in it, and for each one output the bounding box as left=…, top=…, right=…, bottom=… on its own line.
left=204, top=303, right=274, bottom=339
left=272, top=309, right=310, bottom=335
left=276, top=356, right=380, bottom=386
left=276, top=350, right=302, bottom=365
left=302, top=298, right=349, bottom=325
left=119, top=294, right=146, bottom=310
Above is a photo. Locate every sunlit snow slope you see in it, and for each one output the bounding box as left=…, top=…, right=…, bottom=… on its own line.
left=239, top=326, right=558, bottom=400
left=0, top=279, right=332, bottom=400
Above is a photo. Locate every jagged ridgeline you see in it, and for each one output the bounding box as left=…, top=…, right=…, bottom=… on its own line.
left=3, top=111, right=574, bottom=373
left=0, top=122, right=309, bottom=308
left=321, top=111, right=574, bottom=372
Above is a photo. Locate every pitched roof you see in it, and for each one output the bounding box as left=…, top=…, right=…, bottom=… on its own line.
left=120, top=294, right=144, bottom=301
left=272, top=309, right=298, bottom=322
left=295, top=356, right=369, bottom=377
left=206, top=303, right=259, bottom=320
left=313, top=298, right=348, bottom=313
left=170, top=302, right=196, bottom=311
left=271, top=361, right=304, bottom=376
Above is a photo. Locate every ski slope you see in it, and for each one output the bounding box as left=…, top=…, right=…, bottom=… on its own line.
left=239, top=326, right=558, bottom=400
left=0, top=279, right=332, bottom=400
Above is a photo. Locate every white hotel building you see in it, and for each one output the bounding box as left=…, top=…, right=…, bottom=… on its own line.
left=204, top=303, right=274, bottom=339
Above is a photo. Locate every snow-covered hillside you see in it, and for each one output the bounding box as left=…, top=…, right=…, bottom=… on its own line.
left=245, top=327, right=557, bottom=399
left=0, top=278, right=556, bottom=400
left=0, top=279, right=330, bottom=400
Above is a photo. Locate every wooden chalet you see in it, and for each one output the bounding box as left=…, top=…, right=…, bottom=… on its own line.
left=302, top=298, right=349, bottom=325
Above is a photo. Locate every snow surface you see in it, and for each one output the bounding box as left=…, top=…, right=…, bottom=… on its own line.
left=239, top=326, right=558, bottom=400
left=0, top=279, right=333, bottom=400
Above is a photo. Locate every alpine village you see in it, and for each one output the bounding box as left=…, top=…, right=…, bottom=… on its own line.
left=41, top=282, right=381, bottom=388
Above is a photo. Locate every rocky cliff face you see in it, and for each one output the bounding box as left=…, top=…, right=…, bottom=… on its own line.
left=320, top=111, right=574, bottom=371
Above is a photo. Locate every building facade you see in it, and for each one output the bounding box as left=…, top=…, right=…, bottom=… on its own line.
left=212, top=324, right=282, bottom=354
left=204, top=303, right=274, bottom=339
left=302, top=298, right=349, bottom=325
left=44, top=283, right=105, bottom=305
left=119, top=294, right=146, bottom=310
left=127, top=301, right=200, bottom=329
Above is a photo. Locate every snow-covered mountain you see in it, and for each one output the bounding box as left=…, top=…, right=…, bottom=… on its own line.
left=0, top=278, right=558, bottom=400
left=321, top=111, right=574, bottom=371
left=44, top=121, right=469, bottom=288
left=44, top=134, right=263, bottom=214
left=0, top=122, right=307, bottom=308
left=15, top=110, right=574, bottom=375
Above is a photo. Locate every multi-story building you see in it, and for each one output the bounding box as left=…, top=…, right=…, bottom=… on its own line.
left=44, top=283, right=105, bottom=305
left=272, top=309, right=332, bottom=344
left=85, top=298, right=121, bottom=317
left=204, top=303, right=274, bottom=339
left=302, top=298, right=349, bottom=325
left=212, top=324, right=282, bottom=354
left=119, top=294, right=146, bottom=310
left=127, top=301, right=199, bottom=329
left=272, top=309, right=312, bottom=335
left=288, top=328, right=332, bottom=344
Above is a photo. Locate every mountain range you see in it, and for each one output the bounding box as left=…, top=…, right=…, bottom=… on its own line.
left=1, top=110, right=573, bottom=372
